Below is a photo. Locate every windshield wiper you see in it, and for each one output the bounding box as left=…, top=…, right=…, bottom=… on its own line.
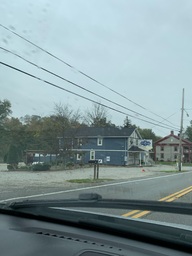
left=1, top=193, right=192, bottom=216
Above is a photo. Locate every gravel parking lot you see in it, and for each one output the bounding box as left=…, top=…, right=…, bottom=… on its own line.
left=0, top=163, right=190, bottom=188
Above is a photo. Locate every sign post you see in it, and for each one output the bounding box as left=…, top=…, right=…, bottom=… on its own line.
left=88, top=160, right=99, bottom=179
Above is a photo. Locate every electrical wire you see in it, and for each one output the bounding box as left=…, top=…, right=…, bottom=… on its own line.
left=150, top=111, right=180, bottom=130
left=0, top=23, right=178, bottom=128
left=0, top=46, right=179, bottom=131
left=0, top=61, right=180, bottom=131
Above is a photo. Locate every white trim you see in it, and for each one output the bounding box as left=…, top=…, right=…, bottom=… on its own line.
left=97, top=137, right=103, bottom=146
left=90, top=150, right=95, bottom=160
left=76, top=153, right=82, bottom=161
left=72, top=149, right=129, bottom=152
left=77, top=138, right=83, bottom=146
left=74, top=135, right=136, bottom=138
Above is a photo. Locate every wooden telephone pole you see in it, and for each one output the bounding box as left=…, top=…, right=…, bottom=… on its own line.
left=178, top=88, right=184, bottom=171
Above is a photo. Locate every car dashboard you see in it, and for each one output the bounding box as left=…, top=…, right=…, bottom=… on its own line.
left=0, top=212, right=191, bottom=256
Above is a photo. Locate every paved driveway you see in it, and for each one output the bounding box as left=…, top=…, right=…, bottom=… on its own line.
left=0, top=164, right=7, bottom=171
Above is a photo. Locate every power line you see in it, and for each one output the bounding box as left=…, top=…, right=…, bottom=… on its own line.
left=0, top=23, right=178, bottom=128
left=0, top=46, right=179, bottom=131
left=0, top=61, right=180, bottom=131
left=150, top=111, right=180, bottom=130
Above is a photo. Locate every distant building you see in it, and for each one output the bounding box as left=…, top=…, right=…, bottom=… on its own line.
left=154, top=131, right=192, bottom=162
left=66, top=127, right=153, bottom=166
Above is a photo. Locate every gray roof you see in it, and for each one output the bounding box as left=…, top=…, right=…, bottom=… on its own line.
left=70, top=127, right=137, bottom=138
left=128, top=145, right=145, bottom=152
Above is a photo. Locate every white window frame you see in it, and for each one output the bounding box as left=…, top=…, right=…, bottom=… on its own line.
left=97, top=137, right=103, bottom=146
left=77, top=138, right=83, bottom=146
left=90, top=150, right=95, bottom=160
left=76, top=153, right=82, bottom=161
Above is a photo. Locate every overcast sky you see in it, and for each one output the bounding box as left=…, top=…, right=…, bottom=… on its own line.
left=0, top=0, right=192, bottom=136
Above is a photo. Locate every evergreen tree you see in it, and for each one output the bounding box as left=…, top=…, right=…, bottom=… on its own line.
left=7, top=144, right=19, bottom=169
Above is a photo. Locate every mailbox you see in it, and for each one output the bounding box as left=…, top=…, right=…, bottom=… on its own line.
left=88, top=160, right=99, bottom=164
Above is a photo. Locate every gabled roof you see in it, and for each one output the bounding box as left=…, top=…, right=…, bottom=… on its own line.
left=128, top=145, right=145, bottom=152
left=154, top=132, right=192, bottom=145
left=69, top=126, right=138, bottom=138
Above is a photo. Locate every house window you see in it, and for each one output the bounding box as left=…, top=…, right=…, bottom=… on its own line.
left=97, top=137, right=103, bottom=146
left=90, top=150, right=95, bottom=160
left=76, top=154, right=82, bottom=161
left=77, top=138, right=83, bottom=146
left=174, top=154, right=177, bottom=160
left=160, top=146, right=164, bottom=151
left=161, top=153, right=164, bottom=159
left=174, top=146, right=178, bottom=152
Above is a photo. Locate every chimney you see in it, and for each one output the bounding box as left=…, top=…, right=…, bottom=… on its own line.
left=170, top=131, right=174, bottom=135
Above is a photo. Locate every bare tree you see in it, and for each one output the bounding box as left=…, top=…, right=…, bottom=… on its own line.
left=53, top=103, right=82, bottom=165
left=53, top=103, right=82, bottom=130
left=84, top=103, right=113, bottom=127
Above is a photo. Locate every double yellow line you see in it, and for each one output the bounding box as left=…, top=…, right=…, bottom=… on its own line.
left=122, top=186, right=192, bottom=219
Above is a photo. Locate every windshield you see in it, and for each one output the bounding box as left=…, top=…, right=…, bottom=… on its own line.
left=0, top=0, right=192, bottom=229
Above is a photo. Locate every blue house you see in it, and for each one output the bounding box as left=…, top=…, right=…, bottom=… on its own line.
left=69, top=127, right=144, bottom=166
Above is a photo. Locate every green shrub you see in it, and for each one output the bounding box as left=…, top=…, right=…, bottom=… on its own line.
left=7, top=164, right=14, bottom=170
left=18, top=165, right=30, bottom=170
left=66, top=162, right=74, bottom=168
left=7, top=144, right=19, bottom=168
left=31, top=163, right=51, bottom=171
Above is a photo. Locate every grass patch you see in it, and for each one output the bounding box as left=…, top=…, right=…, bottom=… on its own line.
left=67, top=178, right=113, bottom=183
left=156, top=161, right=192, bottom=167
left=160, top=170, right=186, bottom=173
left=182, top=163, right=192, bottom=166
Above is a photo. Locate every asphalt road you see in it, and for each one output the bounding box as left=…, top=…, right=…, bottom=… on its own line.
left=42, top=171, right=192, bottom=225
left=1, top=168, right=192, bottom=226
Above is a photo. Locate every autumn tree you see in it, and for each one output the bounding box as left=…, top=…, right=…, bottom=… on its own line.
left=0, top=99, right=12, bottom=161
left=137, top=128, right=161, bottom=142
left=21, top=115, right=44, bottom=151
left=18, top=104, right=82, bottom=165
left=0, top=99, right=12, bottom=124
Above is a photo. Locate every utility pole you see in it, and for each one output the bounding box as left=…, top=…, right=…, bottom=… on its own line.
left=178, top=88, right=184, bottom=171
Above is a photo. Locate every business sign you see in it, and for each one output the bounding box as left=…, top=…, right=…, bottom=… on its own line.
left=138, top=139, right=153, bottom=150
